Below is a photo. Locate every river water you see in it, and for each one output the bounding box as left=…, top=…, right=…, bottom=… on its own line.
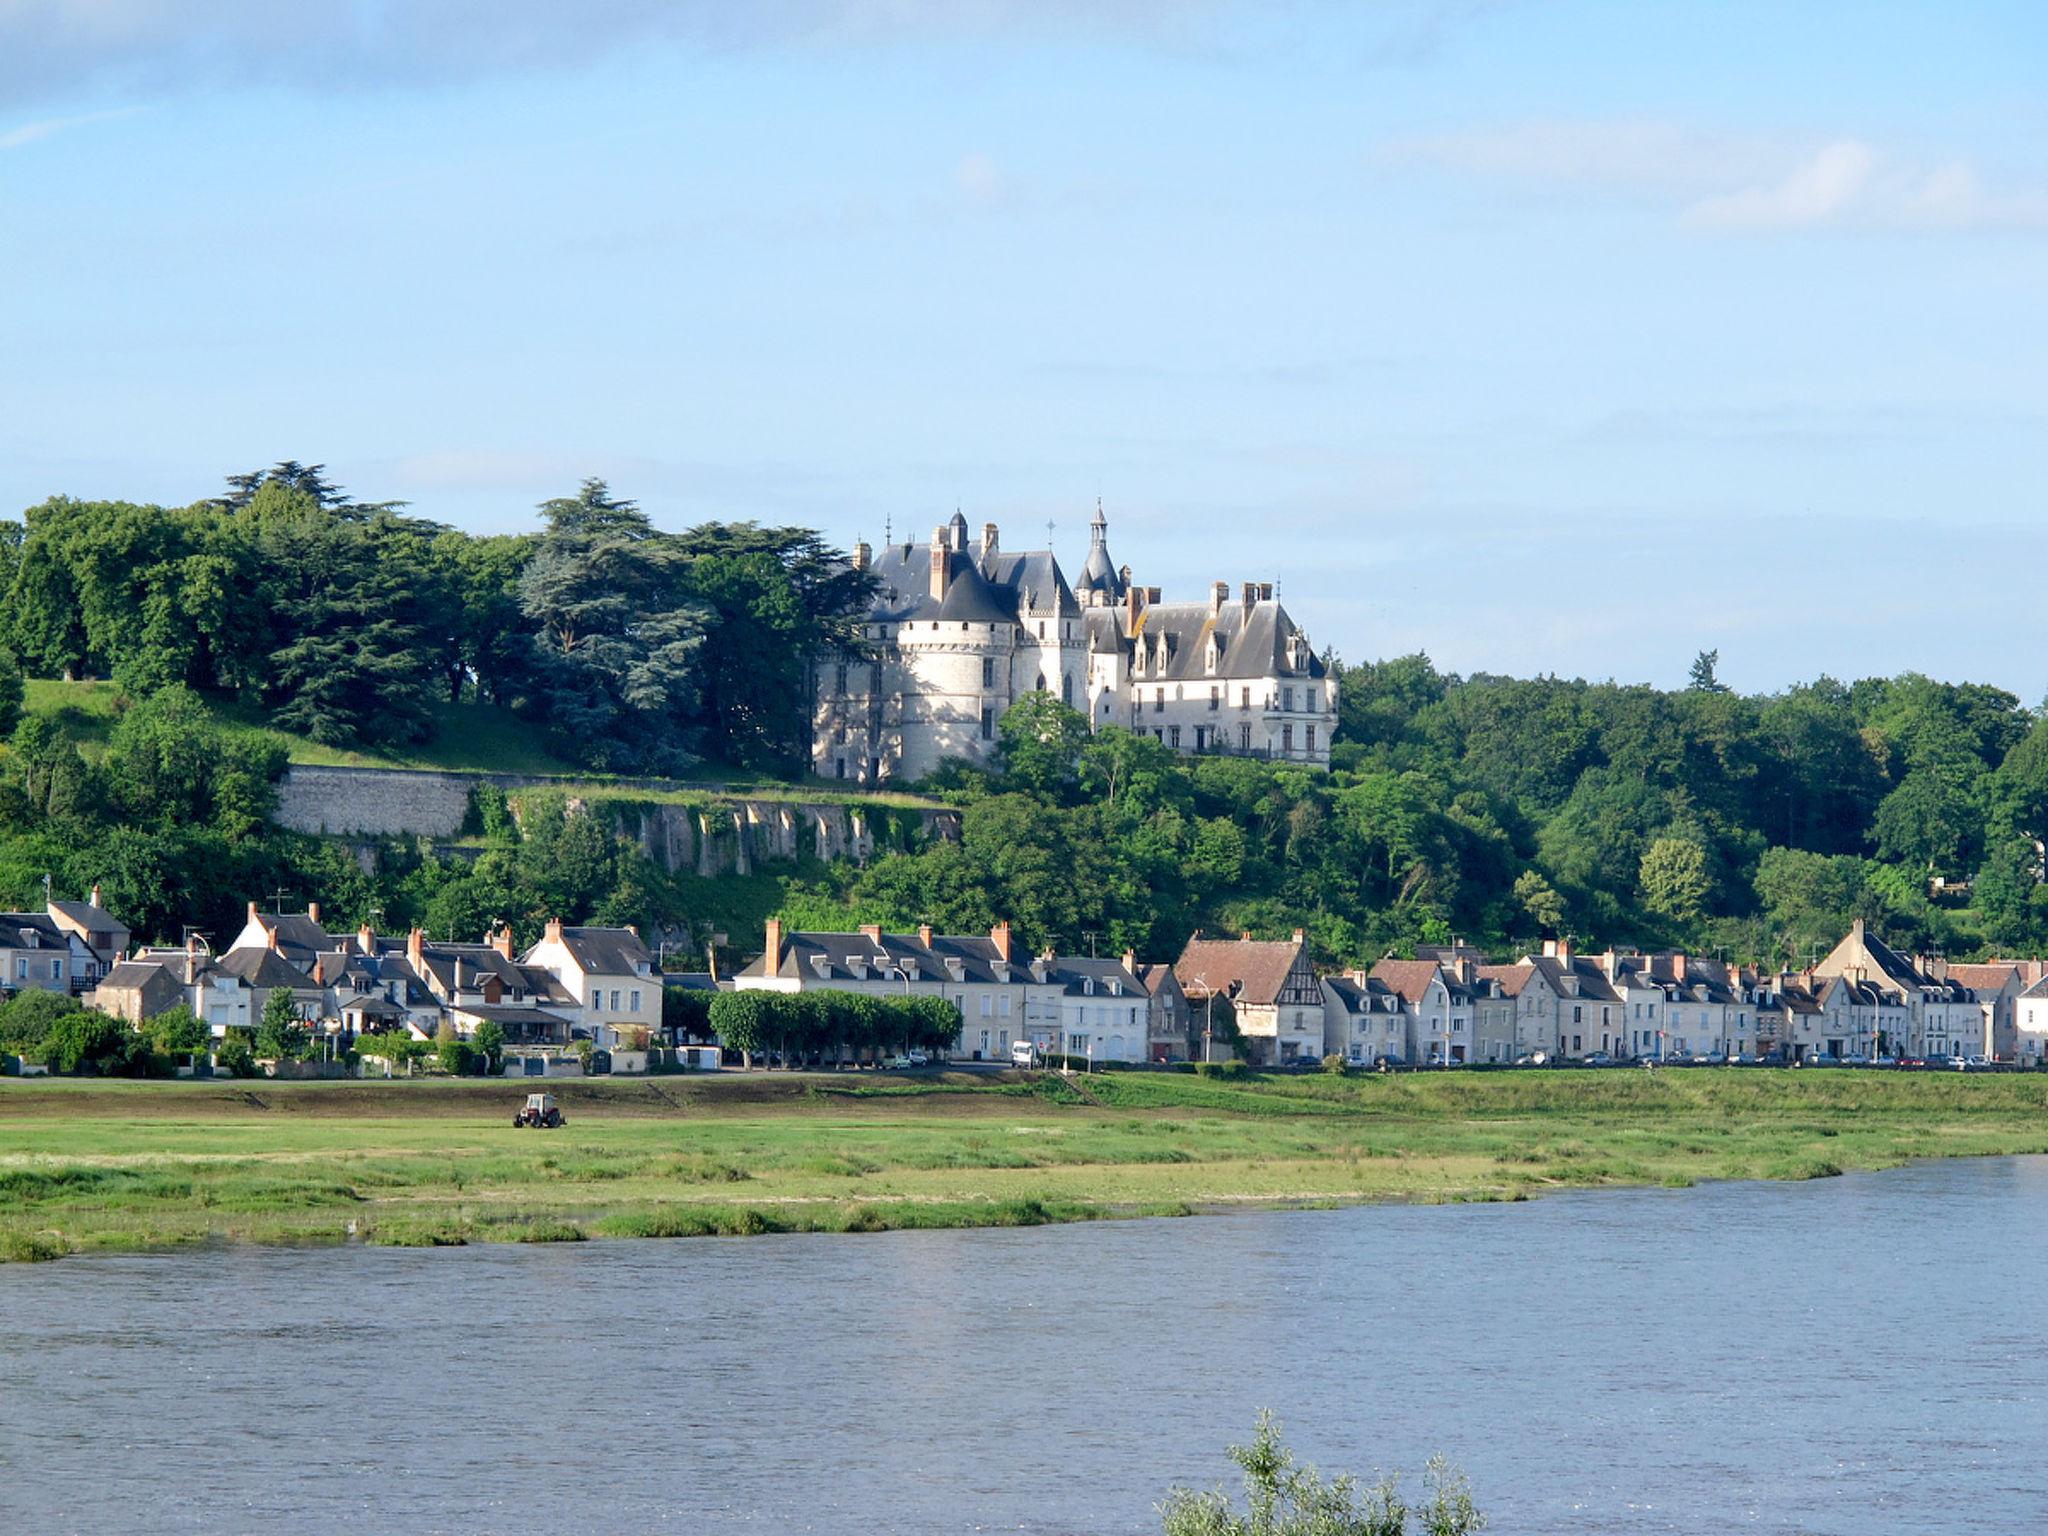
left=3, top=1157, right=2045, bottom=1534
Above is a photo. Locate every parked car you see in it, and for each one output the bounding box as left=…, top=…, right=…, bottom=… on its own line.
left=1010, top=1040, right=1040, bottom=1067
left=1583, top=1051, right=1615, bottom=1067
left=906, top=1049, right=931, bottom=1066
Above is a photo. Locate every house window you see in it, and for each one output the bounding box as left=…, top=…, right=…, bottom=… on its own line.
left=980, top=995, right=993, bottom=1017
left=13, top=960, right=24, bottom=980
left=1154, top=691, right=1164, bottom=713
left=1572, top=1005, right=1583, bottom=1023
left=1209, top=687, right=1219, bottom=711
left=1305, top=725, right=1316, bottom=753
left=1307, top=689, right=1316, bottom=711
left=999, top=996, right=1011, bottom=1018
left=630, top=990, right=641, bottom=1012
left=982, top=658, right=996, bottom=688
left=1283, top=686, right=1294, bottom=711
left=610, top=989, right=621, bottom=1011
left=980, top=707, right=995, bottom=739
left=1281, top=724, right=1294, bottom=753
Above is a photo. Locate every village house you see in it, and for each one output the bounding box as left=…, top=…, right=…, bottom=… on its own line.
left=1320, top=970, right=1408, bottom=1065
left=114, top=939, right=256, bottom=1036
left=1174, top=931, right=1324, bottom=1066
left=1813, top=920, right=1980, bottom=1059
left=1038, top=953, right=1151, bottom=1064
left=519, top=920, right=662, bottom=1050
left=0, top=912, right=92, bottom=997
left=735, top=918, right=1059, bottom=1060
left=1140, top=962, right=1192, bottom=1062
left=45, top=886, right=130, bottom=990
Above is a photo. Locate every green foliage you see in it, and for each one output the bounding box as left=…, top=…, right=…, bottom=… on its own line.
left=436, top=1038, right=480, bottom=1075
left=145, top=1006, right=209, bottom=1057
left=471, top=1018, right=506, bottom=1071
left=1158, top=1410, right=1484, bottom=1536
left=255, top=990, right=310, bottom=1061
left=1638, top=837, right=1711, bottom=924
left=215, top=1029, right=257, bottom=1078
left=0, top=989, right=85, bottom=1057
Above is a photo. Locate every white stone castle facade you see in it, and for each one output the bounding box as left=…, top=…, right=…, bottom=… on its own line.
left=811, top=506, right=1338, bottom=784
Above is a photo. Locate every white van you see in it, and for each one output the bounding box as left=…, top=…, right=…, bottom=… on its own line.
left=1010, top=1040, right=1039, bottom=1067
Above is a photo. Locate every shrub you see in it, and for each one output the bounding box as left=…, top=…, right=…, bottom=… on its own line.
left=1321, top=1053, right=1349, bottom=1075
left=215, top=1031, right=258, bottom=1078
left=436, top=1038, right=480, bottom=1076
left=1194, top=1060, right=1246, bottom=1080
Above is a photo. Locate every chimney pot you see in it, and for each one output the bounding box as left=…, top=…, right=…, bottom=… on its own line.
left=544, top=916, right=564, bottom=944
left=490, top=924, right=514, bottom=961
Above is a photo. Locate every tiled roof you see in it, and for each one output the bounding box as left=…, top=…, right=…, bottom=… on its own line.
left=1476, top=963, right=1539, bottom=998
left=1173, top=936, right=1306, bottom=1008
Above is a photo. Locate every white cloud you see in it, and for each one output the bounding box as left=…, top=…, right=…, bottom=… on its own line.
left=1388, top=118, right=2048, bottom=234
left=0, top=103, right=140, bottom=149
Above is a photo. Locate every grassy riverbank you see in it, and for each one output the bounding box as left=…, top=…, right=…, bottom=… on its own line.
left=4, top=1069, right=2047, bottom=1262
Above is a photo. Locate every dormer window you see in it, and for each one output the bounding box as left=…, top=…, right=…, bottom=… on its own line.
left=1083, top=978, right=1094, bottom=995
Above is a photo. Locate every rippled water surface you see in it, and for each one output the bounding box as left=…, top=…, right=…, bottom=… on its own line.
left=4, top=1157, right=2046, bottom=1534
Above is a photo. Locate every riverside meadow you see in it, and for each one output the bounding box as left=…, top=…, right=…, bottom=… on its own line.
left=6, top=1067, right=2048, bottom=1263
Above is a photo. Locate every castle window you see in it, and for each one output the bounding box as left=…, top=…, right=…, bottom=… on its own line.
left=1241, top=687, right=1251, bottom=708
left=1307, top=688, right=1317, bottom=711
left=1037, top=622, right=1045, bottom=639
left=980, top=708, right=994, bottom=740
left=1240, top=723, right=1252, bottom=750
left=1209, top=686, right=1219, bottom=711
left=1282, top=724, right=1294, bottom=754
left=982, top=658, right=995, bottom=688
left=1283, top=686, right=1294, bottom=711
left=1306, top=725, right=1316, bottom=753
left=1153, top=691, right=1164, bottom=713
left=1169, top=725, right=1181, bottom=748
left=835, top=663, right=849, bottom=694
left=1062, top=674, right=1072, bottom=704
left=1037, top=675, right=1047, bottom=692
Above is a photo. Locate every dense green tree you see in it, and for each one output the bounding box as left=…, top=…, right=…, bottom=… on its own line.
left=1639, top=837, right=1711, bottom=924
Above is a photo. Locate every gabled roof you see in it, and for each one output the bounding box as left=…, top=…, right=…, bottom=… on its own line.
left=535, top=926, right=654, bottom=978
left=1322, top=974, right=1396, bottom=1013
left=1173, top=936, right=1307, bottom=1008
left=99, top=959, right=176, bottom=990
left=213, top=947, right=318, bottom=990
left=1475, top=962, right=1540, bottom=998
left=1521, top=955, right=1623, bottom=1004
left=1139, top=963, right=1184, bottom=1000
left=245, top=911, right=340, bottom=962
left=1945, top=963, right=2023, bottom=993
left=48, top=899, right=128, bottom=935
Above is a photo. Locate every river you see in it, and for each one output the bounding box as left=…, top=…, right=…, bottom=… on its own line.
left=4, top=1156, right=2045, bottom=1534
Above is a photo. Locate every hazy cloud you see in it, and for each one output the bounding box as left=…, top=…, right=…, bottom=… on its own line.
left=0, top=0, right=1219, bottom=108
left=0, top=103, right=141, bottom=149
left=1388, top=118, right=2048, bottom=233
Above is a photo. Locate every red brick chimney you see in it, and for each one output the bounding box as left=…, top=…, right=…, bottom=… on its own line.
left=266, top=924, right=280, bottom=952
left=407, top=926, right=425, bottom=974
left=991, top=921, right=1012, bottom=962
left=859, top=923, right=883, bottom=942
left=307, top=902, right=321, bottom=927
left=764, top=917, right=783, bottom=972
left=544, top=916, right=564, bottom=944
left=1122, top=947, right=1138, bottom=975
left=918, top=923, right=934, bottom=949
left=490, top=924, right=514, bottom=961
left=357, top=922, right=375, bottom=955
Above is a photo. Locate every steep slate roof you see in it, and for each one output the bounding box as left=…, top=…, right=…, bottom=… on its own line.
left=0, top=913, right=68, bottom=947
left=1041, top=956, right=1145, bottom=997
left=1173, top=936, right=1305, bottom=1008
left=1322, top=974, right=1397, bottom=1014
left=547, top=926, right=655, bottom=977
left=860, top=538, right=1075, bottom=628
left=741, top=929, right=1027, bottom=985
left=245, top=911, right=341, bottom=965
left=214, top=947, right=319, bottom=990
left=1128, top=600, right=1327, bottom=685
left=99, top=959, right=173, bottom=990
left=1523, top=955, right=1623, bottom=1003
left=1139, top=963, right=1183, bottom=999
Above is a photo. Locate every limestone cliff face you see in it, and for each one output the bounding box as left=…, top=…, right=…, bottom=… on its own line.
left=271, top=765, right=958, bottom=873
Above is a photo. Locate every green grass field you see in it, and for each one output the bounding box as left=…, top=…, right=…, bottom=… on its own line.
left=4, top=1069, right=2045, bottom=1262
left=13, top=678, right=942, bottom=805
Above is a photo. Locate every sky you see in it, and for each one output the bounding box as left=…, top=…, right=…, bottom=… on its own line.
left=1, top=0, right=2044, bottom=697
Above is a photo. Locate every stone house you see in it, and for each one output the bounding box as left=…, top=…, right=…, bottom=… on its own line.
left=1173, top=931, right=1324, bottom=1066
left=1140, top=962, right=1192, bottom=1062
left=519, top=920, right=663, bottom=1051
left=735, top=918, right=1057, bottom=1061
left=1321, top=971, right=1408, bottom=1065
left=45, top=886, right=129, bottom=991
left=1039, top=954, right=1150, bottom=1063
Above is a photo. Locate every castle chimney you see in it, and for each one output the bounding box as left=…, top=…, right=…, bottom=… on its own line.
left=981, top=522, right=999, bottom=564
left=307, top=902, right=321, bottom=927
left=407, top=926, right=425, bottom=973
left=358, top=922, right=376, bottom=955
left=1210, top=581, right=1227, bottom=618
left=1242, top=581, right=1257, bottom=614
left=312, top=956, right=326, bottom=985
left=918, top=923, right=934, bottom=949
left=490, top=924, right=514, bottom=961
left=991, top=921, right=1012, bottom=962
left=763, top=917, right=783, bottom=973
left=852, top=541, right=871, bottom=571
left=1259, top=582, right=1273, bottom=601
left=89, top=883, right=102, bottom=909
left=929, top=532, right=950, bottom=600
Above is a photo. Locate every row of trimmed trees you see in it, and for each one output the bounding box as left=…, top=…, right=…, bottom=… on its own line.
left=705, top=989, right=962, bottom=1069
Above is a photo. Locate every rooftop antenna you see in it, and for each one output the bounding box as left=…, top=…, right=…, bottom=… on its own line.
left=883, top=512, right=892, bottom=545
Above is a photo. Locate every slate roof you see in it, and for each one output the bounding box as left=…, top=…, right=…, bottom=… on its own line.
left=1173, top=936, right=1306, bottom=1008
left=547, top=926, right=656, bottom=978
left=1523, top=955, right=1623, bottom=1003
left=1128, top=600, right=1327, bottom=685
left=247, top=911, right=340, bottom=963
left=0, top=913, right=68, bottom=948
left=213, top=948, right=319, bottom=990
left=1322, top=974, right=1397, bottom=1014
left=860, top=537, right=1076, bottom=628
left=741, top=929, right=1029, bottom=985
left=1041, top=956, right=1145, bottom=997
left=48, top=899, right=128, bottom=938
left=99, top=959, right=174, bottom=990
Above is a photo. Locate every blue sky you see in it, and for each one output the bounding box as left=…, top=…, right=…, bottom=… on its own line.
left=2, top=1, right=2044, bottom=695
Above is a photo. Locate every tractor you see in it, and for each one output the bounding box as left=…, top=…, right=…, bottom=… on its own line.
left=513, top=1092, right=565, bottom=1129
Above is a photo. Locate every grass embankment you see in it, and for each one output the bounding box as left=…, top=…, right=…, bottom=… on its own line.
left=3, top=1069, right=2046, bottom=1263
left=15, top=678, right=942, bottom=806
